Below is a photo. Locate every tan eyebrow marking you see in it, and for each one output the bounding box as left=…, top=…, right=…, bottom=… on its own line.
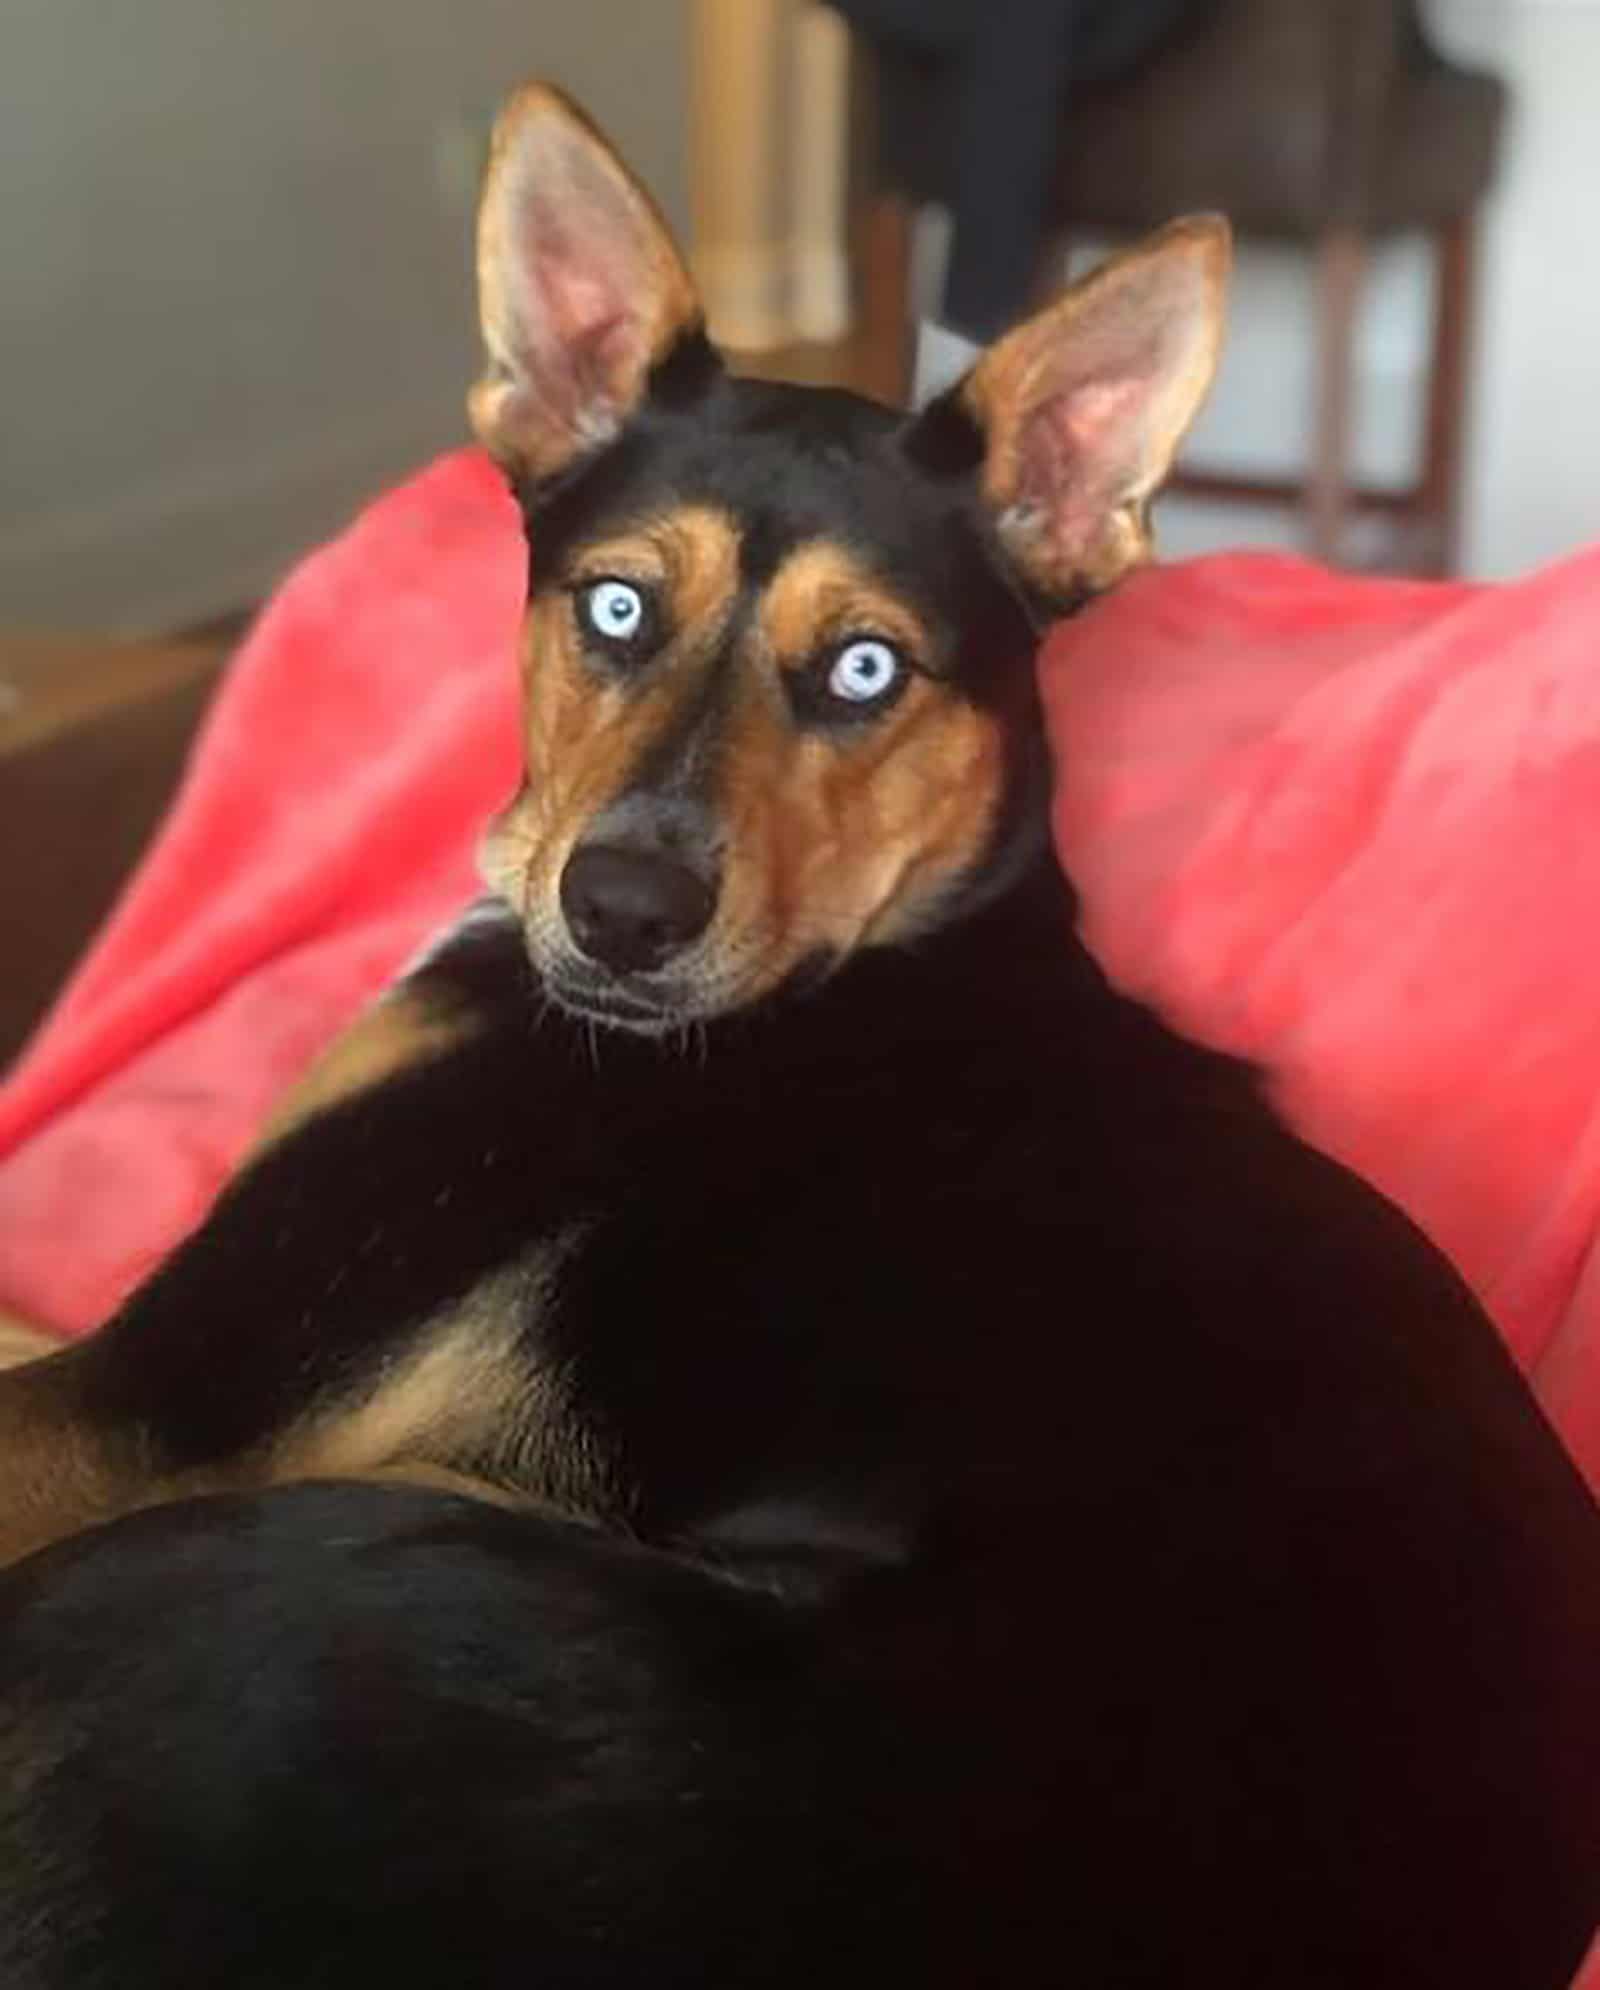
left=565, top=504, right=741, bottom=637
left=758, top=540, right=933, bottom=669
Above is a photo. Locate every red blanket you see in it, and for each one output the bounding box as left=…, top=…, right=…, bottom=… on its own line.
left=3, top=449, right=1599, bottom=1510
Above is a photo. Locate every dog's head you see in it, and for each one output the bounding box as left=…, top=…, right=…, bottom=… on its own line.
left=471, top=85, right=1227, bottom=1031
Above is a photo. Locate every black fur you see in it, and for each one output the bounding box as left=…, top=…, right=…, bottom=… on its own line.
left=0, top=1485, right=931, bottom=1989
left=2, top=351, right=1598, bottom=1986
left=8, top=860, right=1599, bottom=1985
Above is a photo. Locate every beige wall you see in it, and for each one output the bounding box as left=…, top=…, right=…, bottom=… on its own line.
left=1450, top=0, right=1600, bottom=579
left=0, top=0, right=689, bottom=632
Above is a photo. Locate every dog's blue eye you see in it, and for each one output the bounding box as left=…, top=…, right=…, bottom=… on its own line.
left=827, top=638, right=903, bottom=706
left=581, top=579, right=646, bottom=644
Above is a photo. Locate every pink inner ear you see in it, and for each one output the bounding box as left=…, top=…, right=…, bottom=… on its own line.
left=493, top=124, right=669, bottom=451
left=515, top=204, right=643, bottom=425
left=1016, top=373, right=1149, bottom=559
left=1057, top=377, right=1145, bottom=452
left=527, top=213, right=631, bottom=350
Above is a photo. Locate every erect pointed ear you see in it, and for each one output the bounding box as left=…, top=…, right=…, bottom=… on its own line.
left=949, top=216, right=1229, bottom=606
left=468, top=82, right=707, bottom=484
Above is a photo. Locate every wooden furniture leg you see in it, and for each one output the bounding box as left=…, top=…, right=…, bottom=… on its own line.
left=1307, top=224, right=1368, bottom=565
left=1414, top=210, right=1475, bottom=577
left=854, top=191, right=915, bottom=407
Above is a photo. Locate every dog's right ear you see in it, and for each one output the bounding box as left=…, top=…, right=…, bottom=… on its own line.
left=908, top=216, right=1229, bottom=609
left=469, top=83, right=706, bottom=484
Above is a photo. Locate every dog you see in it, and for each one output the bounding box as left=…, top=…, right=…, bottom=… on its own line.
left=0, top=83, right=1596, bottom=1989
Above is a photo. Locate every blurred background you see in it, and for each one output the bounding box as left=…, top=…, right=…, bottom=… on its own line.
left=0, top=0, right=1596, bottom=1055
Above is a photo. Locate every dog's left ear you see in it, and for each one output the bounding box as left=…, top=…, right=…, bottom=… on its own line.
left=469, top=83, right=705, bottom=483
left=928, top=216, right=1229, bottom=606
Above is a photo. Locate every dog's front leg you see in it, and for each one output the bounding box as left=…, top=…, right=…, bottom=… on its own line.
left=0, top=915, right=545, bottom=1568
left=0, top=1339, right=162, bottom=1566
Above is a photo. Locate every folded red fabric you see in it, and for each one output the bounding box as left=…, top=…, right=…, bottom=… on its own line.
left=0, top=451, right=522, bottom=1326
left=2, top=448, right=1597, bottom=1505
left=1049, top=541, right=1600, bottom=1494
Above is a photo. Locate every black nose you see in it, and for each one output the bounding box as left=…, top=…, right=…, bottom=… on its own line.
left=559, top=844, right=716, bottom=974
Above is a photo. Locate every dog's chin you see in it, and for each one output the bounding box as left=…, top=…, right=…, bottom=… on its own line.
left=533, top=942, right=839, bottom=1037
left=538, top=960, right=713, bottom=1037
left=551, top=986, right=689, bottom=1036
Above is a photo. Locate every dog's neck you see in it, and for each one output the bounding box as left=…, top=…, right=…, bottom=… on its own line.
left=680, top=842, right=1090, bottom=1053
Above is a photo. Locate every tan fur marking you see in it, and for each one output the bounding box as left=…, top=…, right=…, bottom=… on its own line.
left=274, top=1251, right=614, bottom=1516
left=251, top=990, right=473, bottom=1157
left=0, top=1348, right=182, bottom=1569
left=0, top=1314, right=62, bottom=1371
left=760, top=541, right=932, bottom=670
left=714, top=664, right=1003, bottom=980
left=567, top=505, right=741, bottom=638
left=0, top=1251, right=600, bottom=1572
left=700, top=538, right=1005, bottom=997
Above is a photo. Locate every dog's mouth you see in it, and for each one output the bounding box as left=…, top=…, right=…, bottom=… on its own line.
left=540, top=941, right=842, bottom=1037
left=541, top=961, right=704, bottom=1036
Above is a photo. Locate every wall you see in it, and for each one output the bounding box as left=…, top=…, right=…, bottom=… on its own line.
left=0, top=0, right=689, bottom=632
left=1450, top=0, right=1600, bottom=576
